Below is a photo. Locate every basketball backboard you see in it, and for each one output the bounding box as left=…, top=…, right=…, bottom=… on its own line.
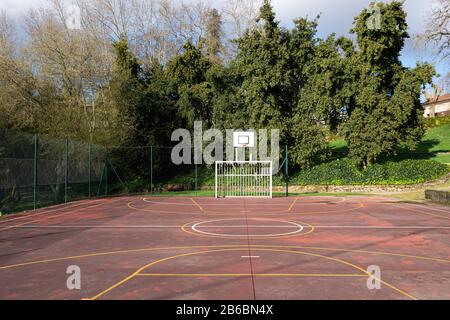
left=233, top=131, right=255, bottom=148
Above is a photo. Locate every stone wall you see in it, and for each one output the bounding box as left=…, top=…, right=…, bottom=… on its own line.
left=425, top=190, right=450, bottom=204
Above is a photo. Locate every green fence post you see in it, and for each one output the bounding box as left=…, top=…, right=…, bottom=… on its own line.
left=105, top=150, right=108, bottom=196
left=33, top=134, right=38, bottom=210
left=88, top=143, right=91, bottom=199
left=195, top=163, right=198, bottom=195
left=285, top=145, right=289, bottom=197
left=64, top=139, right=69, bottom=203
left=150, top=146, right=153, bottom=194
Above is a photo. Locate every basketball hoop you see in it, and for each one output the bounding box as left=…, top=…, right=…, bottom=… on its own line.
left=233, top=131, right=254, bottom=161
left=233, top=131, right=255, bottom=148
left=215, top=131, right=272, bottom=198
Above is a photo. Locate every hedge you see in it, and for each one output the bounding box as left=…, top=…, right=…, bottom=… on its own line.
left=285, top=159, right=449, bottom=186
left=424, top=116, right=450, bottom=129
left=168, top=158, right=449, bottom=187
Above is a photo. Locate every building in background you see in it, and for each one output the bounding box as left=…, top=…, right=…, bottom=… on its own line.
left=424, top=93, right=450, bottom=117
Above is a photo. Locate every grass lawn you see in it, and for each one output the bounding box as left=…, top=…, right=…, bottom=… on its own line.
left=330, top=123, right=450, bottom=164
left=388, top=179, right=450, bottom=202
left=416, top=123, right=450, bottom=152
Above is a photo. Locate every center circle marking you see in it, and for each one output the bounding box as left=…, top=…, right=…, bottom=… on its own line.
left=191, top=218, right=304, bottom=238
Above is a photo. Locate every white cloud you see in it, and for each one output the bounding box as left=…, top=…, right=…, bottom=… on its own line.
left=271, top=0, right=432, bottom=36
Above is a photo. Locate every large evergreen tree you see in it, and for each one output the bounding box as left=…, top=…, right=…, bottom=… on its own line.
left=110, top=38, right=178, bottom=147
left=166, top=42, right=213, bottom=129
left=236, top=1, right=334, bottom=168
left=236, top=0, right=292, bottom=134
left=289, top=17, right=334, bottom=168
left=342, top=1, right=435, bottom=168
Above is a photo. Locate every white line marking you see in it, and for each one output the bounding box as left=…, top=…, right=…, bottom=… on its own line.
left=312, top=225, right=450, bottom=229
left=2, top=224, right=450, bottom=230
left=191, top=218, right=304, bottom=237
left=241, top=256, right=260, bottom=258
left=405, top=203, right=450, bottom=214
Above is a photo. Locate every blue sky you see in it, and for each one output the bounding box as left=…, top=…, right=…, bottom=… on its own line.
left=0, top=0, right=446, bottom=79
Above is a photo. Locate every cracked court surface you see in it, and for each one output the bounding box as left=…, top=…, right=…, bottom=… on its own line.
left=0, top=196, right=449, bottom=300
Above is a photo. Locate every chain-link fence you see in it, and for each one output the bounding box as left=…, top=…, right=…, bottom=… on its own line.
left=0, top=130, right=291, bottom=214
left=0, top=130, right=108, bottom=213
left=3, top=128, right=448, bottom=214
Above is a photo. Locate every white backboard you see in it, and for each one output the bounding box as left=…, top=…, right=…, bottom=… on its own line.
left=233, top=131, right=255, bottom=148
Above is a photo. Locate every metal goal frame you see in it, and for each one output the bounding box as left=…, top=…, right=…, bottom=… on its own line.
left=215, top=161, right=272, bottom=198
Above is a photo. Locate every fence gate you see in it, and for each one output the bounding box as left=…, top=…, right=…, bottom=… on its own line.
left=215, top=161, right=272, bottom=198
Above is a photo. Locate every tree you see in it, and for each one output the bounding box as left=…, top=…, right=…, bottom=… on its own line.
left=289, top=17, right=334, bottom=168
left=235, top=1, right=334, bottom=168
left=342, top=1, right=435, bottom=168
left=166, top=42, right=213, bottom=128
left=221, top=0, right=261, bottom=59
left=109, top=38, right=178, bottom=147
left=235, top=0, right=291, bottom=133
left=208, top=63, right=246, bottom=130
left=418, top=0, right=449, bottom=61
left=416, top=0, right=449, bottom=91
left=204, top=8, right=224, bottom=64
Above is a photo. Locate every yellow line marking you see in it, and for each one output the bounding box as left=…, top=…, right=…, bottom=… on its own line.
left=1, top=243, right=449, bottom=272
left=190, top=198, right=206, bottom=213
left=288, top=197, right=299, bottom=211
left=0, top=198, right=123, bottom=232
left=136, top=273, right=368, bottom=277
left=144, top=197, right=335, bottom=206
left=127, top=199, right=364, bottom=216
left=85, top=248, right=416, bottom=300
left=392, top=204, right=450, bottom=221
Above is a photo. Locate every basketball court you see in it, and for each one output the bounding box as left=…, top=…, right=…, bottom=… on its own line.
left=0, top=195, right=449, bottom=300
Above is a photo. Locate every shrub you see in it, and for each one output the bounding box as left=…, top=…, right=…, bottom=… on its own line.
left=424, top=116, right=450, bottom=129
left=287, top=158, right=449, bottom=186
left=167, top=159, right=449, bottom=187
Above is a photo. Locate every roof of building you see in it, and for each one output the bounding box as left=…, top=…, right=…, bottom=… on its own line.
left=425, top=93, right=450, bottom=105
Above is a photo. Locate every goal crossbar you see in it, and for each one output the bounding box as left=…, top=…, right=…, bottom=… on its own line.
left=215, top=161, right=272, bottom=198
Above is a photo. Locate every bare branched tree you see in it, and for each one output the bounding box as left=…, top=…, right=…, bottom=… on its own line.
left=0, top=0, right=268, bottom=139
left=221, top=0, right=262, bottom=59
left=419, top=0, right=449, bottom=61
left=415, top=0, right=449, bottom=93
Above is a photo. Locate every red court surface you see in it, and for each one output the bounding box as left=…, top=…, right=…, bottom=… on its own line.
left=0, top=195, right=449, bottom=300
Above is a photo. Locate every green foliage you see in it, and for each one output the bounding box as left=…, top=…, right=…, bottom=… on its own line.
left=342, top=2, right=436, bottom=168
left=235, top=1, right=332, bottom=168
left=113, top=38, right=142, bottom=77
left=166, top=42, right=214, bottom=128
left=168, top=165, right=215, bottom=186
left=288, top=158, right=449, bottom=185
left=235, top=0, right=292, bottom=132
left=289, top=117, right=331, bottom=169
left=165, top=158, right=449, bottom=187
left=2, top=0, right=445, bottom=195
left=424, top=116, right=450, bottom=129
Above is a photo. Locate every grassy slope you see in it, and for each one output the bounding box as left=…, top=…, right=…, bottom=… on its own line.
left=330, top=123, right=450, bottom=164
left=416, top=123, right=450, bottom=152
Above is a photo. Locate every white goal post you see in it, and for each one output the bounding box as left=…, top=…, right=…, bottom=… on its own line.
left=215, top=161, right=272, bottom=198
